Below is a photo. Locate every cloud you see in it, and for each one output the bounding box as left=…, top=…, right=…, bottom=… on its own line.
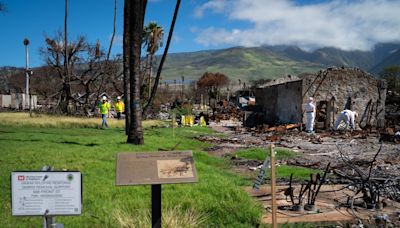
left=194, top=0, right=400, bottom=51
left=194, top=0, right=228, bottom=18
left=189, top=27, right=198, bottom=33
left=173, top=34, right=182, bottom=44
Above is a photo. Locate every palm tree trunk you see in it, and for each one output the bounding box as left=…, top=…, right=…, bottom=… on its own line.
left=107, top=0, right=117, bottom=61
left=148, top=54, right=153, bottom=99
left=127, top=0, right=147, bottom=144
left=142, top=0, right=181, bottom=117
left=123, top=0, right=131, bottom=135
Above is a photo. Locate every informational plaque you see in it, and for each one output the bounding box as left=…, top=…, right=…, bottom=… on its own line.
left=11, top=171, right=82, bottom=216
left=116, top=151, right=198, bottom=185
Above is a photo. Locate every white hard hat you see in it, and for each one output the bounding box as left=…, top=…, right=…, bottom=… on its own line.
left=117, top=96, right=121, bottom=100
left=309, top=97, right=313, bottom=102
left=102, top=96, right=107, bottom=100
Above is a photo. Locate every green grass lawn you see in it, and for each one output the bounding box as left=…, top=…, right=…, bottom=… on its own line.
left=0, top=113, right=262, bottom=227
left=235, top=147, right=297, bottom=161
left=235, top=147, right=320, bottom=181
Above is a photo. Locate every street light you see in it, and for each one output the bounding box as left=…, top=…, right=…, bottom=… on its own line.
left=23, top=38, right=32, bottom=117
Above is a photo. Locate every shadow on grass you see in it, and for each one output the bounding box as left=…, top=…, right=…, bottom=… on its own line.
left=0, top=138, right=41, bottom=142
left=0, top=130, right=15, bottom=134
left=0, top=138, right=99, bottom=147
left=59, top=141, right=99, bottom=147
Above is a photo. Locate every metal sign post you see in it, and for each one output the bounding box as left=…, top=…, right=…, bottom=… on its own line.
left=152, top=184, right=162, bottom=228
left=41, top=166, right=57, bottom=228
left=11, top=168, right=82, bottom=228
left=43, top=212, right=58, bottom=228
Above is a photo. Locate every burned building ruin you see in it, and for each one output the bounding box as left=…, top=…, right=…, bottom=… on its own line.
left=255, top=67, right=387, bottom=129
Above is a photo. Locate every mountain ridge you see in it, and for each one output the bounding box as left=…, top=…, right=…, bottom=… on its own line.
left=158, top=42, right=400, bottom=81
left=2, top=43, right=400, bottom=82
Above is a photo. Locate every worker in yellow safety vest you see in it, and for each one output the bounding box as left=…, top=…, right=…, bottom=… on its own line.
left=99, top=96, right=111, bottom=128
left=114, top=96, right=125, bottom=120
left=200, top=116, right=207, bottom=127
left=181, top=115, right=186, bottom=126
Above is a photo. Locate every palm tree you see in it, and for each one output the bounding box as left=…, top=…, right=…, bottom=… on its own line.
left=126, top=0, right=147, bottom=144
left=143, top=22, right=164, bottom=98
left=123, top=0, right=131, bottom=135
left=142, top=0, right=181, bottom=117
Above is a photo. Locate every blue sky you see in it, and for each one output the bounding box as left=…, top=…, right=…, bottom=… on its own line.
left=1, top=0, right=400, bottom=67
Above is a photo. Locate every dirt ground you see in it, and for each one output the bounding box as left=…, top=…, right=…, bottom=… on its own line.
left=246, top=185, right=400, bottom=226
left=199, top=120, right=400, bottom=226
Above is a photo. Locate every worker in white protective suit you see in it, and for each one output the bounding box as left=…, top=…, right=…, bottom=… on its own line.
left=333, top=109, right=358, bottom=131
left=303, top=97, right=316, bottom=133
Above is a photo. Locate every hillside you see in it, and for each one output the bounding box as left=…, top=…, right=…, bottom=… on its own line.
left=273, top=46, right=374, bottom=70
left=370, top=49, right=400, bottom=74
left=2, top=43, right=400, bottom=85
left=161, top=47, right=323, bottom=81
left=158, top=43, right=400, bottom=82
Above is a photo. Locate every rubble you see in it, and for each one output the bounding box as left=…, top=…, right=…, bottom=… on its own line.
left=201, top=118, right=400, bottom=226
left=157, top=66, right=397, bottom=228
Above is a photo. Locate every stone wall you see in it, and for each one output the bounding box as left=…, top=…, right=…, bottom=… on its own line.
left=255, top=67, right=386, bottom=129
left=301, top=67, right=386, bottom=128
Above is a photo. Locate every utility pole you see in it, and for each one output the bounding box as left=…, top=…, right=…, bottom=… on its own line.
left=65, top=0, right=68, bottom=79
left=23, top=38, right=32, bottom=117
